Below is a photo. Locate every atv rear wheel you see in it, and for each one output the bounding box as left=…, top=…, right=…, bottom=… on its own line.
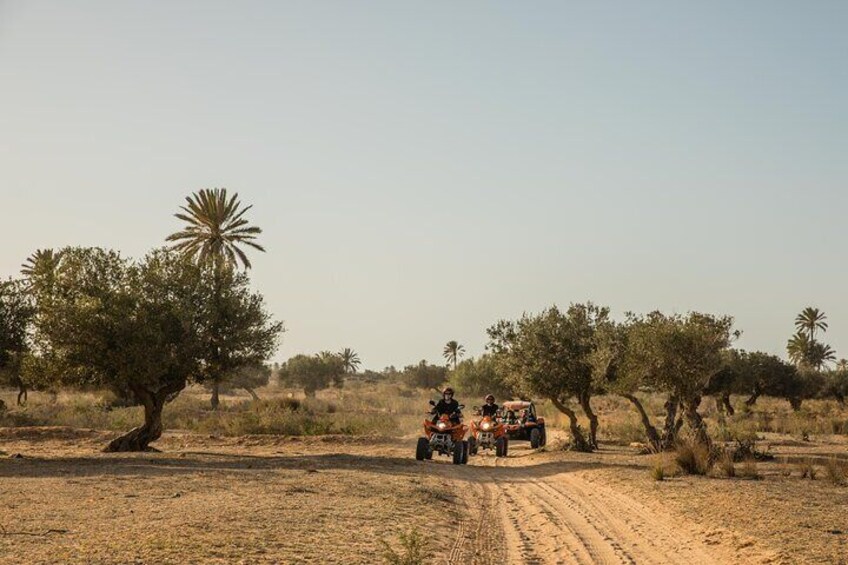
left=452, top=441, right=464, bottom=465
left=461, top=440, right=469, bottom=464
left=468, top=436, right=478, bottom=456
left=495, top=436, right=506, bottom=457
left=416, top=437, right=429, bottom=461
left=503, top=437, right=509, bottom=457
left=530, top=428, right=541, bottom=449
left=540, top=428, right=547, bottom=447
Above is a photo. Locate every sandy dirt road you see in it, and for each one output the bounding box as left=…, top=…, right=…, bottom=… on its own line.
left=440, top=445, right=732, bottom=565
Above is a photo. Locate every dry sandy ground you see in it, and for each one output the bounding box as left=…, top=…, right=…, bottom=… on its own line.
left=1, top=427, right=847, bottom=564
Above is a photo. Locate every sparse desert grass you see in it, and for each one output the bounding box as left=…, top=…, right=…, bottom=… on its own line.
left=380, top=529, right=427, bottom=565
left=738, top=458, right=761, bottom=480
left=3, top=387, right=848, bottom=445
left=649, top=452, right=676, bottom=481
left=797, top=458, right=818, bottom=480
left=715, top=448, right=736, bottom=478
left=674, top=436, right=712, bottom=475
left=824, top=458, right=847, bottom=486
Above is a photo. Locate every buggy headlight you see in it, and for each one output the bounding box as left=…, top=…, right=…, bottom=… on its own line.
left=437, top=421, right=447, bottom=430
left=481, top=422, right=491, bottom=431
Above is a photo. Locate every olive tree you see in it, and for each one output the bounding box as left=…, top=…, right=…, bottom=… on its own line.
left=279, top=353, right=345, bottom=397
left=402, top=360, right=448, bottom=392
left=0, top=279, right=33, bottom=405
left=195, top=266, right=284, bottom=406
left=448, top=355, right=516, bottom=401
left=487, top=303, right=610, bottom=451
left=618, top=311, right=736, bottom=446
left=29, top=247, right=281, bottom=451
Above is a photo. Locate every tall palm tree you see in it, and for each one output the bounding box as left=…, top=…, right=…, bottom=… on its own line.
left=167, top=188, right=265, bottom=409
left=795, top=307, right=828, bottom=340
left=787, top=331, right=812, bottom=366
left=166, top=188, right=265, bottom=270
left=20, top=249, right=63, bottom=291
left=339, top=348, right=361, bottom=374
left=808, top=342, right=837, bottom=370
left=443, top=340, right=465, bottom=370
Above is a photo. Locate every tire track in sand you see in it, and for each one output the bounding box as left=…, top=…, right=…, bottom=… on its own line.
left=458, top=451, right=724, bottom=565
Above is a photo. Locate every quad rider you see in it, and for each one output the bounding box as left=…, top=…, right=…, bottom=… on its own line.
left=481, top=394, right=499, bottom=418
left=432, top=387, right=462, bottom=423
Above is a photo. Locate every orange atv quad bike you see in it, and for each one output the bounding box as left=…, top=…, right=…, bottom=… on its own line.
left=502, top=400, right=547, bottom=449
left=468, top=412, right=508, bottom=457
left=416, top=401, right=469, bottom=465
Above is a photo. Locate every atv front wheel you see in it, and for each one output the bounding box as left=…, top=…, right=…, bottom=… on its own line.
left=468, top=436, right=478, bottom=456
left=416, top=437, right=429, bottom=461
left=540, top=428, right=547, bottom=447
left=530, top=428, right=541, bottom=449
left=495, top=437, right=506, bottom=458
left=452, top=441, right=464, bottom=465
left=461, top=440, right=469, bottom=464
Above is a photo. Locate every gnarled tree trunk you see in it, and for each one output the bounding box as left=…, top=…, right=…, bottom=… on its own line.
left=682, top=396, right=710, bottom=446
left=105, top=383, right=184, bottom=452
left=15, top=377, right=27, bottom=406
left=622, top=393, right=661, bottom=450
left=660, top=395, right=680, bottom=450
left=551, top=397, right=592, bottom=452
left=244, top=387, right=260, bottom=401
left=578, top=390, right=599, bottom=449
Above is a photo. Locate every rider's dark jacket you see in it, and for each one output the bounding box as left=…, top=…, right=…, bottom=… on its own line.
left=481, top=403, right=499, bottom=418
left=433, top=398, right=460, bottom=416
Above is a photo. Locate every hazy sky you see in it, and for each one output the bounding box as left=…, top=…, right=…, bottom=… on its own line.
left=1, top=1, right=846, bottom=369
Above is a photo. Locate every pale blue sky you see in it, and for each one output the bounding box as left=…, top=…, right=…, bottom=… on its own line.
left=1, top=1, right=846, bottom=369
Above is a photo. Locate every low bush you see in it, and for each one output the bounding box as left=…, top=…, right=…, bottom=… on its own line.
left=797, top=458, right=818, bottom=480
left=380, top=529, right=427, bottom=565
left=674, top=437, right=712, bottom=476
left=824, top=458, right=847, bottom=486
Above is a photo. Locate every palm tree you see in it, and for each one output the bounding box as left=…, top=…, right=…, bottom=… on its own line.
left=837, top=359, right=848, bottom=372
left=443, top=340, right=465, bottom=370
left=167, top=188, right=265, bottom=409
left=795, top=307, right=828, bottom=340
left=787, top=331, right=812, bottom=366
left=20, top=249, right=63, bottom=291
left=808, top=342, right=837, bottom=370
left=166, top=188, right=265, bottom=270
left=339, top=348, right=361, bottom=374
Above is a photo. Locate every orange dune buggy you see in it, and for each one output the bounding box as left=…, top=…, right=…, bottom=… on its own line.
left=468, top=413, right=508, bottom=457
left=501, top=400, right=547, bottom=449
left=416, top=402, right=469, bottom=465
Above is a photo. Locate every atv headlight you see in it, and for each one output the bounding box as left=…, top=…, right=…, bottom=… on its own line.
left=481, top=422, right=491, bottom=431
left=437, top=422, right=447, bottom=430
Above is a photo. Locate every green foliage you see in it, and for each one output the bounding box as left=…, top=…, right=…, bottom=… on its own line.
left=24, top=246, right=281, bottom=449
left=448, top=355, right=515, bottom=400
left=279, top=353, right=345, bottom=396
left=402, top=360, right=448, bottom=391
left=218, top=363, right=272, bottom=397
left=442, top=340, right=465, bottom=370
left=0, top=279, right=33, bottom=392
left=380, top=529, right=427, bottom=565
left=340, top=347, right=361, bottom=374
left=619, top=311, right=736, bottom=402
left=196, top=266, right=284, bottom=388
left=487, top=303, right=609, bottom=405
left=166, top=188, right=265, bottom=270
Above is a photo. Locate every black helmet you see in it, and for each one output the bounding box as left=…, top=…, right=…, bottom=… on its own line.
left=485, top=394, right=495, bottom=403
